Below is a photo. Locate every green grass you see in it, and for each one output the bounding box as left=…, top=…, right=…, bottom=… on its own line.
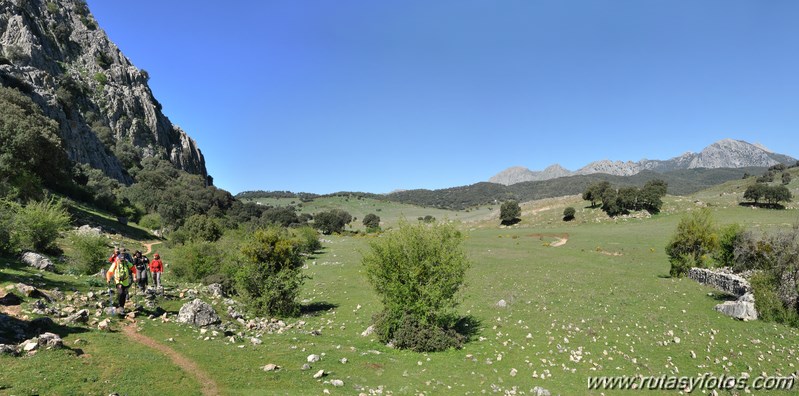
left=3, top=176, right=799, bottom=394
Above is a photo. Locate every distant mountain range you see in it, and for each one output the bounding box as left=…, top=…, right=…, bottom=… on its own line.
left=489, top=139, right=797, bottom=185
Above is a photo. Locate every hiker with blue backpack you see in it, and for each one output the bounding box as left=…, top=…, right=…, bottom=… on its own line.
left=106, top=254, right=136, bottom=314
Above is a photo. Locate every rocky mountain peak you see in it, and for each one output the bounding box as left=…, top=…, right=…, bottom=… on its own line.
left=489, top=139, right=796, bottom=185
left=0, top=0, right=207, bottom=183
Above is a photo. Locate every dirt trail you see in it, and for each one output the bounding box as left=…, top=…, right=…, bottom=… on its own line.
left=122, top=324, right=220, bottom=396
left=142, top=241, right=162, bottom=255
left=528, top=233, right=569, bottom=247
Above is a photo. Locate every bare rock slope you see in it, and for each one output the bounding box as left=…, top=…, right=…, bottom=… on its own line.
left=0, top=0, right=207, bottom=183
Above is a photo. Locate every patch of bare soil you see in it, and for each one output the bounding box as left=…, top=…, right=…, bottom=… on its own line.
left=122, top=324, right=219, bottom=396
left=527, top=233, right=569, bottom=247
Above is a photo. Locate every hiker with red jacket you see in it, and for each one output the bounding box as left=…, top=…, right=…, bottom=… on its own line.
left=106, top=254, right=136, bottom=314
left=150, top=253, right=164, bottom=290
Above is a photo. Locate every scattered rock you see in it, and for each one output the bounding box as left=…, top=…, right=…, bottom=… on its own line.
left=313, top=369, right=325, bottom=379
left=63, top=309, right=89, bottom=324
left=340, top=357, right=348, bottom=364
left=532, top=386, right=552, bottom=396
left=307, top=354, right=321, bottom=363
left=250, top=337, right=262, bottom=345
left=15, top=283, right=43, bottom=298
left=75, top=225, right=103, bottom=236
left=330, top=379, right=344, bottom=387
left=207, top=283, right=225, bottom=298
left=0, top=344, right=18, bottom=356
left=496, top=299, right=508, bottom=308
left=177, top=299, right=221, bottom=327
left=20, top=252, right=55, bottom=272
left=98, top=318, right=111, bottom=331
left=360, top=325, right=374, bottom=337
left=37, top=332, right=62, bottom=349
left=301, top=363, right=311, bottom=371
left=263, top=363, right=280, bottom=372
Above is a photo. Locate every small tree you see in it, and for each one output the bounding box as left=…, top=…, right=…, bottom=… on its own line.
left=235, top=227, right=307, bottom=317
left=563, top=207, right=576, bottom=221
left=293, top=226, right=321, bottom=254
left=363, top=213, right=381, bottom=232
left=665, top=208, right=719, bottom=277
left=363, top=220, right=471, bottom=351
left=313, top=209, right=352, bottom=234
left=12, top=198, right=71, bottom=253
left=743, top=184, right=767, bottom=204
left=782, top=172, right=792, bottom=185
left=500, top=200, right=521, bottom=225
left=66, top=232, right=109, bottom=274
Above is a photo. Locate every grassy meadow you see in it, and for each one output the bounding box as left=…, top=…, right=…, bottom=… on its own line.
left=3, top=173, right=799, bottom=395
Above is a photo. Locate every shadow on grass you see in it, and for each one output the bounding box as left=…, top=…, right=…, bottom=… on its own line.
left=500, top=218, right=521, bottom=226
left=454, top=315, right=482, bottom=342
left=0, top=313, right=90, bottom=345
left=68, top=204, right=156, bottom=240
left=738, top=202, right=786, bottom=210
left=300, top=301, right=338, bottom=316
left=1, top=258, right=78, bottom=293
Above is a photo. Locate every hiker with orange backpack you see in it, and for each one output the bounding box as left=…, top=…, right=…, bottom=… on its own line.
left=106, top=254, right=136, bottom=314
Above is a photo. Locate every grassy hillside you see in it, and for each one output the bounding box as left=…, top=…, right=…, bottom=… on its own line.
left=3, top=171, right=799, bottom=394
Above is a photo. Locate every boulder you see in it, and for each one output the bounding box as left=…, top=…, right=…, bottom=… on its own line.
left=15, top=283, right=43, bottom=298
left=714, top=293, right=758, bottom=321
left=177, top=299, right=221, bottom=327
left=37, top=332, right=63, bottom=349
left=330, top=379, right=344, bottom=387
left=63, top=309, right=90, bottom=324
left=20, top=252, right=55, bottom=272
left=307, top=354, right=321, bottom=363
left=688, top=268, right=751, bottom=296
left=0, top=344, right=18, bottom=356
left=532, top=387, right=551, bottom=396
left=75, top=225, right=103, bottom=236
left=262, top=363, right=279, bottom=372
left=207, top=283, right=225, bottom=298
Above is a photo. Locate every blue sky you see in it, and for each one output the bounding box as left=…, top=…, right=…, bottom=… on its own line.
left=86, top=1, right=798, bottom=194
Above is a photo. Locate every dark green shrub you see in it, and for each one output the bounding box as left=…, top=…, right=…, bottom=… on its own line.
left=363, top=220, right=470, bottom=351
left=66, top=232, right=109, bottom=274
left=665, top=208, right=718, bottom=277
left=715, top=223, right=743, bottom=267
left=363, top=213, right=380, bottom=231
left=500, top=200, right=521, bottom=225
left=181, top=214, right=223, bottom=243
left=388, top=313, right=465, bottom=352
left=313, top=209, right=352, bottom=234
left=235, top=227, right=307, bottom=317
left=0, top=200, right=19, bottom=255
left=563, top=207, right=576, bottom=221
left=751, top=272, right=799, bottom=326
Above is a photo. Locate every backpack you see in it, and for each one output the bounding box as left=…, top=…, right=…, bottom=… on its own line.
left=114, top=261, right=130, bottom=284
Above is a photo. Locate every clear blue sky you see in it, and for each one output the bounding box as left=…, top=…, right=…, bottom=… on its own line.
left=86, top=0, right=798, bottom=194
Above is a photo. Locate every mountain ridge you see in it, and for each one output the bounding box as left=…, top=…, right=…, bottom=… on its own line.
left=490, top=139, right=796, bottom=185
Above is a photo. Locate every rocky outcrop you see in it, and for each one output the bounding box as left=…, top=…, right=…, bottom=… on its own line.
left=688, top=267, right=751, bottom=297
left=489, top=139, right=796, bottom=185
left=0, top=0, right=207, bottom=183
left=715, top=293, right=758, bottom=321
left=20, top=252, right=54, bottom=272
left=177, top=299, right=220, bottom=327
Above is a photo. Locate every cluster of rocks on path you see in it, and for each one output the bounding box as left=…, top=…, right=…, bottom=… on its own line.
left=688, top=267, right=758, bottom=321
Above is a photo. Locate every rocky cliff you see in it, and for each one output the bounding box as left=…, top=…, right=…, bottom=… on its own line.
left=490, top=139, right=796, bottom=186
left=0, top=0, right=207, bottom=184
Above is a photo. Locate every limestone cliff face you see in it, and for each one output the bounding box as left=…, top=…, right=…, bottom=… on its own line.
left=0, top=0, right=207, bottom=184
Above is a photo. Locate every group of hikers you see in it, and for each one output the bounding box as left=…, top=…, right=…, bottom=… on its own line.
left=105, top=247, right=164, bottom=314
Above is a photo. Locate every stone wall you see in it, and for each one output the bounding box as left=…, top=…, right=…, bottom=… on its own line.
left=688, top=267, right=751, bottom=296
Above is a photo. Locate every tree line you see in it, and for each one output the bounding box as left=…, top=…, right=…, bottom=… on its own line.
left=582, top=180, right=667, bottom=217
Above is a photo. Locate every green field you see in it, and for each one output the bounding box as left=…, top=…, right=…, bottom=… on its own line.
left=3, top=174, right=799, bottom=395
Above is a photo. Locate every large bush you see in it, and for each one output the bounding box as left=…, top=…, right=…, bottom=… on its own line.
left=499, top=200, right=521, bottom=225
left=66, top=232, right=109, bottom=275
left=362, top=220, right=471, bottom=351
left=12, top=198, right=71, bottom=253
left=665, top=208, right=718, bottom=277
left=235, top=227, right=307, bottom=317
left=293, top=226, right=321, bottom=254
left=0, top=199, right=19, bottom=255
left=171, top=241, right=226, bottom=283
left=313, top=209, right=352, bottom=234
